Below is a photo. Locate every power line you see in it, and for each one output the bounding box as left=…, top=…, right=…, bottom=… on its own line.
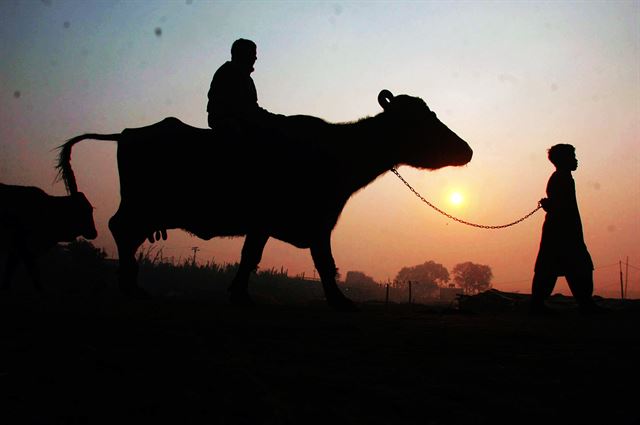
left=493, top=263, right=631, bottom=286
left=593, top=262, right=621, bottom=269
left=492, top=278, right=531, bottom=285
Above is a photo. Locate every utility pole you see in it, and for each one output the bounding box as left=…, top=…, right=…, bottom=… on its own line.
left=385, top=283, right=390, bottom=309
left=625, top=256, right=629, bottom=299
left=619, top=260, right=624, bottom=300
left=191, top=246, right=200, bottom=265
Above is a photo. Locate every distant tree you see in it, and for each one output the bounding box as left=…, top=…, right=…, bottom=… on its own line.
left=345, top=271, right=377, bottom=287
left=394, top=260, right=450, bottom=301
left=452, top=262, right=493, bottom=295
left=395, top=261, right=450, bottom=287
left=344, top=271, right=382, bottom=302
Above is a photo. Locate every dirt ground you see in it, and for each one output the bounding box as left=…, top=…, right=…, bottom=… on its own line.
left=1, top=290, right=639, bottom=425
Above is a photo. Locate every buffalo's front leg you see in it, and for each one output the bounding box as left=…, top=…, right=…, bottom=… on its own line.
left=1, top=249, right=20, bottom=291
left=229, top=233, right=269, bottom=306
left=311, top=236, right=358, bottom=312
left=109, top=211, right=148, bottom=299
left=22, top=251, right=42, bottom=291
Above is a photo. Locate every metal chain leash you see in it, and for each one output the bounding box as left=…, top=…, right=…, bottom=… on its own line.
left=390, top=168, right=542, bottom=229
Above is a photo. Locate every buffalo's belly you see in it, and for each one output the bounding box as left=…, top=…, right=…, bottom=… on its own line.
left=176, top=205, right=336, bottom=249
left=182, top=218, right=248, bottom=240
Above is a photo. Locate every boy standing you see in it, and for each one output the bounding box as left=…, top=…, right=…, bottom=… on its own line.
left=531, top=144, right=600, bottom=315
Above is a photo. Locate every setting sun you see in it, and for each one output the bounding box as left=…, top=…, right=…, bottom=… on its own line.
left=450, top=192, right=464, bottom=206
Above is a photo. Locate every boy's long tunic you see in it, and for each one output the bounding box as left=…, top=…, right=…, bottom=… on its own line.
left=534, top=170, right=593, bottom=275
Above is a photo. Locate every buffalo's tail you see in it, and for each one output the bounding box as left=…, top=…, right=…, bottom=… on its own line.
left=55, top=133, right=121, bottom=194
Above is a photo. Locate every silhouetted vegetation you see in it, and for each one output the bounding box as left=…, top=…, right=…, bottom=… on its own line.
left=394, top=260, right=450, bottom=303
left=7, top=239, right=108, bottom=294
left=10, top=242, right=485, bottom=306
left=133, top=246, right=326, bottom=304
left=452, top=261, right=493, bottom=295
left=0, top=237, right=502, bottom=312
left=343, top=271, right=386, bottom=302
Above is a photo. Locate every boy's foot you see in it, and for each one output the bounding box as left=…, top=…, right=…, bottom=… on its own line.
left=579, top=303, right=608, bottom=316
left=529, top=303, right=557, bottom=316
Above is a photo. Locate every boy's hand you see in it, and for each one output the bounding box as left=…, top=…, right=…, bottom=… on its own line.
left=539, top=198, right=550, bottom=212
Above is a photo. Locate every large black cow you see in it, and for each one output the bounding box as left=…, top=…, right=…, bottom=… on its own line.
left=0, top=183, right=97, bottom=290
left=56, top=90, right=472, bottom=311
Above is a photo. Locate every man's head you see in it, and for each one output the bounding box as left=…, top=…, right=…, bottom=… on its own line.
left=548, top=143, right=578, bottom=171
left=231, top=38, right=257, bottom=71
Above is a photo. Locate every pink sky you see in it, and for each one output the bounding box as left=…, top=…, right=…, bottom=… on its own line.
left=2, top=1, right=638, bottom=297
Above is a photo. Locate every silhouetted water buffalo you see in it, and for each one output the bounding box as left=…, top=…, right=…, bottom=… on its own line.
left=57, top=90, right=472, bottom=311
left=0, top=183, right=97, bottom=290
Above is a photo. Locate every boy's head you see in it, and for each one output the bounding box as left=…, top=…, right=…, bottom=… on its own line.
left=231, top=39, right=257, bottom=70
left=548, top=143, right=578, bottom=171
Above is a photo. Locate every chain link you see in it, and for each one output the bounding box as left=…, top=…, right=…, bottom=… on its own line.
left=390, top=168, right=542, bottom=229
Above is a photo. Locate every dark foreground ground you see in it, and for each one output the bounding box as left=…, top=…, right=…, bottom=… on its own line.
left=1, top=288, right=639, bottom=425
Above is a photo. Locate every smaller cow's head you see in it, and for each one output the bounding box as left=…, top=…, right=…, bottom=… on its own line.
left=378, top=89, right=473, bottom=170
left=60, top=192, right=97, bottom=241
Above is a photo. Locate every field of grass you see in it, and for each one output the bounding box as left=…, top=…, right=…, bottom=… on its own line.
left=1, top=243, right=639, bottom=424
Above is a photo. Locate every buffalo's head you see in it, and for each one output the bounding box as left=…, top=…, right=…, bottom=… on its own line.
left=59, top=192, right=98, bottom=241
left=378, top=89, right=472, bottom=169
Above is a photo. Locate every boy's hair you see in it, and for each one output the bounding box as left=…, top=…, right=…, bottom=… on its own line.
left=231, top=39, right=256, bottom=59
left=548, top=143, right=575, bottom=167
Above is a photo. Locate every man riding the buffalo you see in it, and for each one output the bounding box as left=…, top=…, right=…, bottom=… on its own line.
left=207, top=38, right=284, bottom=137
left=148, top=39, right=285, bottom=243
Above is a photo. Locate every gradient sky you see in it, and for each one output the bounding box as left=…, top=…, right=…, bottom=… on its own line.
left=2, top=0, right=638, bottom=297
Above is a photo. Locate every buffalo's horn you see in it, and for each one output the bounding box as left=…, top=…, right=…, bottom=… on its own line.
left=378, top=89, right=394, bottom=110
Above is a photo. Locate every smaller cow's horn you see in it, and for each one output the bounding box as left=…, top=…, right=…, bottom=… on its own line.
left=378, top=89, right=394, bottom=110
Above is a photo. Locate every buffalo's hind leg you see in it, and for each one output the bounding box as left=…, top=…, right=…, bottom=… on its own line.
left=109, top=211, right=148, bottom=299
left=1, top=249, right=20, bottom=291
left=22, top=252, right=42, bottom=291
left=1, top=246, right=40, bottom=292
left=229, top=233, right=269, bottom=307
left=311, top=236, right=358, bottom=312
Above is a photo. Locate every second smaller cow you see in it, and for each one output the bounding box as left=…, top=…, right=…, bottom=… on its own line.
left=0, top=183, right=97, bottom=290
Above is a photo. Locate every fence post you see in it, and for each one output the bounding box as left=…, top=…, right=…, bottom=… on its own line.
left=620, top=261, right=624, bottom=300
left=385, top=284, right=389, bottom=309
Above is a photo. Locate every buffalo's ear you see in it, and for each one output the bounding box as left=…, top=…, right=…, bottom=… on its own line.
left=71, top=191, right=86, bottom=201
left=378, top=89, right=394, bottom=110
left=72, top=192, right=92, bottom=207
left=71, top=192, right=89, bottom=202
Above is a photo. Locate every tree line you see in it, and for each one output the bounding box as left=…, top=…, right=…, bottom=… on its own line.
left=11, top=240, right=492, bottom=305
left=345, top=260, right=493, bottom=301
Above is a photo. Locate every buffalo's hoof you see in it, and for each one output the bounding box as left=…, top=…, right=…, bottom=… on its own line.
left=327, top=296, right=359, bottom=312
left=229, top=290, right=255, bottom=308
left=120, top=285, right=151, bottom=300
